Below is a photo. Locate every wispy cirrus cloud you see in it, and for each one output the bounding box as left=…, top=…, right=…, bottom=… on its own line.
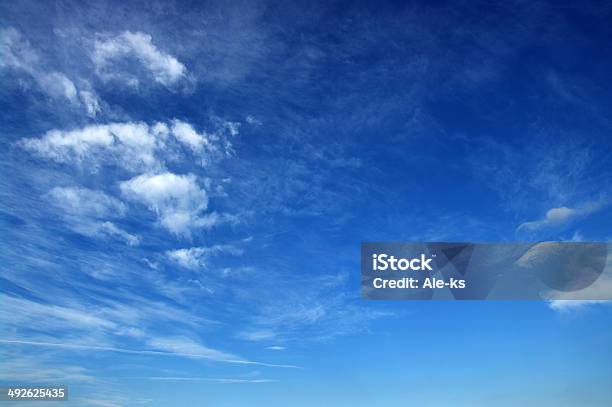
left=0, top=294, right=118, bottom=332
left=0, top=354, right=97, bottom=383
left=236, top=271, right=393, bottom=343
left=0, top=339, right=299, bottom=368
left=166, top=244, right=243, bottom=270
left=47, top=186, right=126, bottom=218
left=3, top=261, right=273, bottom=366
left=148, top=376, right=278, bottom=383
left=46, top=186, right=138, bottom=245
left=145, top=336, right=239, bottom=362
left=0, top=290, right=210, bottom=347
left=0, top=27, right=101, bottom=116
left=83, top=221, right=140, bottom=246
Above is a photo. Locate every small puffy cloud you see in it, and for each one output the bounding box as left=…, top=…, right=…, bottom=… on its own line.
left=120, top=172, right=223, bottom=236
left=266, top=346, right=285, bottom=350
left=166, top=245, right=243, bottom=270
left=522, top=206, right=575, bottom=230
left=93, top=31, right=186, bottom=87
left=245, top=115, right=262, bottom=126
left=517, top=201, right=606, bottom=232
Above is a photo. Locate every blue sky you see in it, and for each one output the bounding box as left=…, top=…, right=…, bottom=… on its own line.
left=1, top=0, right=612, bottom=405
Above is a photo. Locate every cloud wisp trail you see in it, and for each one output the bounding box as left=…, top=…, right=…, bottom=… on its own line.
left=0, top=339, right=301, bottom=369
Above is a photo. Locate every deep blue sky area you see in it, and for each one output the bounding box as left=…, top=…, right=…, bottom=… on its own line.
left=1, top=1, right=612, bottom=406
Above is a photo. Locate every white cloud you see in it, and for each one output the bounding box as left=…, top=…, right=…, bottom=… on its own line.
left=93, top=31, right=186, bottom=86
left=36, top=71, right=79, bottom=103
left=23, top=121, right=240, bottom=238
left=0, top=27, right=98, bottom=115
left=166, top=245, right=243, bottom=269
left=517, top=201, right=606, bottom=232
left=21, top=119, right=235, bottom=173
left=171, top=119, right=212, bottom=154
left=518, top=206, right=575, bottom=231
left=266, top=346, right=285, bottom=350
left=22, top=122, right=166, bottom=172
left=547, top=300, right=610, bottom=313
left=120, top=172, right=218, bottom=236
left=166, top=249, right=202, bottom=269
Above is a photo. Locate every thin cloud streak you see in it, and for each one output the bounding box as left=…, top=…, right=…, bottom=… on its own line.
left=148, top=377, right=278, bottom=383
left=0, top=339, right=301, bottom=369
